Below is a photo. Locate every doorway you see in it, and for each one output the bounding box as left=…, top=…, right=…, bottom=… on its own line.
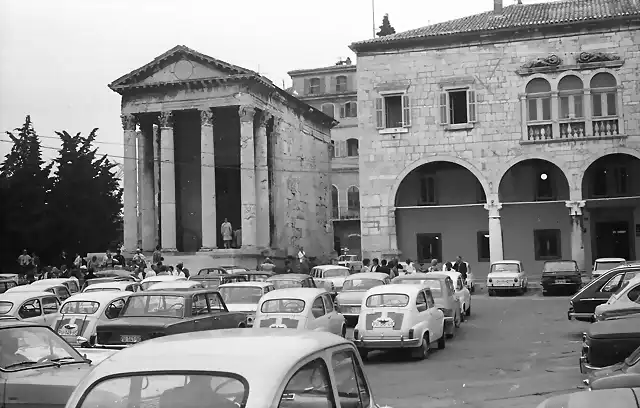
left=595, top=222, right=631, bottom=260
left=416, top=233, right=442, bottom=263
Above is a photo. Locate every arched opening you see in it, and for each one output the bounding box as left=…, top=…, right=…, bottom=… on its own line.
left=558, top=75, right=585, bottom=138
left=330, top=185, right=339, bottom=219
left=581, top=153, right=640, bottom=262
left=497, top=159, right=571, bottom=275
left=394, top=161, right=488, bottom=272
left=342, top=101, right=357, bottom=118
left=590, top=72, right=620, bottom=136
left=346, top=186, right=360, bottom=218
left=525, top=78, right=552, bottom=140
left=346, top=139, right=359, bottom=156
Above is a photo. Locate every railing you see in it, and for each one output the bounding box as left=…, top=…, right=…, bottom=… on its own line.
left=331, top=207, right=360, bottom=220
left=592, top=118, right=619, bottom=137
left=559, top=120, right=586, bottom=139
left=526, top=117, right=623, bottom=143
left=527, top=122, right=553, bottom=141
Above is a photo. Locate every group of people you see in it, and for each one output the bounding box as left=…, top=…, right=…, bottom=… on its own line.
left=359, top=255, right=469, bottom=280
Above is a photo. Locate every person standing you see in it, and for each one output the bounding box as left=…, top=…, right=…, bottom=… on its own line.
left=370, top=258, right=380, bottom=272
left=361, top=259, right=371, bottom=273
left=113, top=249, right=126, bottom=268
left=453, top=256, right=469, bottom=281
left=17, top=250, right=31, bottom=278
left=427, top=259, right=440, bottom=272
left=260, top=257, right=275, bottom=272
left=73, top=253, right=83, bottom=270
left=59, top=250, right=70, bottom=270
left=404, top=259, right=416, bottom=274
left=152, top=245, right=162, bottom=265
left=377, top=260, right=391, bottom=275
left=221, top=218, right=233, bottom=249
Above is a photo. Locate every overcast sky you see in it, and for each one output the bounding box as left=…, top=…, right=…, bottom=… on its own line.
left=0, top=0, right=553, bottom=164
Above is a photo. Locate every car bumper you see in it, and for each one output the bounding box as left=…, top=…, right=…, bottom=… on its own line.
left=354, top=336, right=421, bottom=349
left=579, top=355, right=603, bottom=375
left=488, top=285, right=521, bottom=290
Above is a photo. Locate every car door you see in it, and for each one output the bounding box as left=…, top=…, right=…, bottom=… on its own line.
left=321, top=293, right=340, bottom=335
left=307, top=296, right=327, bottom=331
left=416, top=290, right=430, bottom=331
left=18, top=298, right=45, bottom=323
left=41, top=296, right=60, bottom=324
left=278, top=357, right=336, bottom=408
left=206, top=292, right=238, bottom=329
left=586, top=273, right=625, bottom=311
left=330, top=347, right=374, bottom=408
left=191, top=293, right=213, bottom=331
left=426, top=290, right=444, bottom=340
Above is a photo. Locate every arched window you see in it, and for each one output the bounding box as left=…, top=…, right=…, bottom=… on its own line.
left=331, top=185, right=339, bottom=219
left=347, top=186, right=360, bottom=217
left=525, top=78, right=552, bottom=140
left=341, top=101, right=357, bottom=118
left=590, top=73, right=619, bottom=136
left=321, top=103, right=335, bottom=118
left=309, top=78, right=321, bottom=94
left=336, top=76, right=347, bottom=92
left=346, top=139, right=359, bottom=156
left=558, top=75, right=584, bottom=119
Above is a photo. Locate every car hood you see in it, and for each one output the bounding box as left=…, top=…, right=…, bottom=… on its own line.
left=325, top=277, right=347, bottom=286
left=226, top=303, right=257, bottom=313
left=336, top=291, right=366, bottom=304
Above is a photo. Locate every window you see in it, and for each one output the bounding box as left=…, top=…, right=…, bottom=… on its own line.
left=346, top=139, right=359, bottom=156
left=192, top=294, right=209, bottom=316
left=347, top=186, right=359, bottom=214
left=341, top=101, right=357, bottom=118
left=309, top=78, right=321, bottom=94
left=206, top=293, right=225, bottom=311
left=311, top=297, right=325, bottom=318
left=558, top=75, right=584, bottom=119
left=592, top=167, right=608, bottom=197
left=534, top=229, right=561, bottom=260
left=420, top=176, right=436, bottom=205
left=55, top=287, right=71, bottom=300
left=330, top=141, right=335, bottom=158
left=105, top=299, right=125, bottom=319
left=321, top=103, right=335, bottom=118
left=375, top=93, right=411, bottom=129
left=614, top=167, right=628, bottom=195
left=18, top=299, right=42, bottom=319
left=331, top=350, right=371, bottom=408
left=331, top=185, right=339, bottom=219
left=425, top=291, right=435, bottom=308
left=627, top=285, right=640, bottom=303
left=416, top=291, right=427, bottom=312
left=477, top=231, right=490, bottom=262
left=280, top=359, right=335, bottom=407
left=590, top=73, right=617, bottom=117
left=336, top=75, right=347, bottom=92
left=600, top=274, right=623, bottom=293
left=42, top=297, right=59, bottom=314
left=525, top=78, right=552, bottom=121
left=322, top=294, right=334, bottom=312
left=439, top=88, right=477, bottom=126
left=535, top=170, right=554, bottom=200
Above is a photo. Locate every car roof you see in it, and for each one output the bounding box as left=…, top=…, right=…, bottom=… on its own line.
left=63, top=291, right=131, bottom=303
left=442, top=271, right=462, bottom=279
left=7, top=284, right=66, bottom=292
left=313, top=265, right=349, bottom=270
left=218, top=281, right=273, bottom=289
left=147, top=281, right=203, bottom=289
left=0, top=291, right=56, bottom=301
left=596, top=258, right=626, bottom=262
left=141, top=275, right=186, bottom=283
left=129, top=289, right=214, bottom=297
left=227, top=271, right=273, bottom=277
left=345, top=272, right=388, bottom=280
left=30, top=278, right=75, bottom=284
left=0, top=319, right=46, bottom=329
left=396, top=272, right=447, bottom=280
left=85, top=281, right=132, bottom=290
left=544, top=260, right=577, bottom=263
left=491, top=260, right=521, bottom=264
left=365, top=283, right=426, bottom=297
left=261, top=287, right=327, bottom=301
left=267, top=274, right=311, bottom=280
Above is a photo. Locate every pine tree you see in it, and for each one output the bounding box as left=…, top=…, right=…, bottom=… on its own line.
left=47, top=129, right=123, bottom=256
left=0, top=116, right=53, bottom=267
left=377, top=13, right=396, bottom=37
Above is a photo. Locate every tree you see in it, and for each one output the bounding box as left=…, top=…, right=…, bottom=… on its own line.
left=377, top=13, right=396, bottom=37
left=0, top=116, right=52, bottom=268
left=47, top=129, right=122, bottom=257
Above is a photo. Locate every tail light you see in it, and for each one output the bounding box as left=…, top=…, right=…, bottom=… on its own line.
left=246, top=315, right=255, bottom=325
left=353, top=329, right=359, bottom=340
left=582, top=332, right=587, bottom=342
left=408, top=329, right=414, bottom=339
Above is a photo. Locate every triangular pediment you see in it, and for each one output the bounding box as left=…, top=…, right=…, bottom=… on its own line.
left=109, top=45, right=255, bottom=91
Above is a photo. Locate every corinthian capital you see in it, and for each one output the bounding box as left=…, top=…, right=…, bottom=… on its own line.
left=271, top=116, right=284, bottom=135
left=565, top=200, right=586, bottom=216
left=484, top=202, right=502, bottom=218
left=238, top=106, right=255, bottom=123
left=121, top=114, right=137, bottom=131
left=200, top=109, right=214, bottom=126
left=158, top=111, right=173, bottom=128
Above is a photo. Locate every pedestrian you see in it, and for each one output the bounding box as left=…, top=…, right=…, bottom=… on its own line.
left=260, top=257, right=275, bottom=272
left=370, top=258, right=380, bottom=272
left=152, top=245, right=162, bottom=265
left=443, top=261, right=454, bottom=271
left=453, top=256, right=469, bottom=281
left=284, top=260, right=294, bottom=274
left=221, top=218, right=233, bottom=249
left=174, top=263, right=186, bottom=278
left=113, top=249, right=126, bottom=268
left=102, top=249, right=115, bottom=268
left=427, top=259, right=439, bottom=272
left=60, top=265, right=70, bottom=278
left=404, top=259, right=416, bottom=274
left=377, top=260, right=391, bottom=275
left=73, top=253, right=83, bottom=269
left=17, top=249, right=31, bottom=278
left=59, top=250, right=70, bottom=270
left=132, top=249, right=146, bottom=270
left=146, top=264, right=157, bottom=277
left=361, top=258, right=371, bottom=273
left=389, top=260, right=399, bottom=279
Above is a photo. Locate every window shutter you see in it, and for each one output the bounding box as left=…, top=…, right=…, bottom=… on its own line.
left=438, top=92, right=449, bottom=125
left=467, top=89, right=477, bottom=123
left=304, top=79, right=310, bottom=95
left=375, top=97, right=384, bottom=129
left=331, top=76, right=337, bottom=93
left=347, top=75, right=354, bottom=92
left=340, top=141, right=348, bottom=158
left=317, top=77, right=325, bottom=94
left=340, top=104, right=346, bottom=118
left=402, top=94, right=411, bottom=127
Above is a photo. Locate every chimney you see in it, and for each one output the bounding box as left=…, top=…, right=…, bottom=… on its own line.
left=494, top=0, right=503, bottom=13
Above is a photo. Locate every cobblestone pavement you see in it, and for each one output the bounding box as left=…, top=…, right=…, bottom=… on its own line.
left=351, top=289, right=592, bottom=408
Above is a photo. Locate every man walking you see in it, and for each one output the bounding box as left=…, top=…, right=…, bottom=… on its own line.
left=221, top=218, right=233, bottom=249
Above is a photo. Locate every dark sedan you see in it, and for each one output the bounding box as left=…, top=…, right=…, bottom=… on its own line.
left=541, top=260, right=581, bottom=295
left=580, top=315, right=640, bottom=374
left=586, top=345, right=640, bottom=390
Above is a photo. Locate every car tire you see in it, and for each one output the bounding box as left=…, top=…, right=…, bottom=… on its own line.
left=358, top=348, right=368, bottom=360
left=465, top=305, right=471, bottom=317
left=340, top=325, right=346, bottom=338
left=413, top=334, right=429, bottom=360
left=238, top=323, right=246, bottom=328
left=437, top=331, right=446, bottom=350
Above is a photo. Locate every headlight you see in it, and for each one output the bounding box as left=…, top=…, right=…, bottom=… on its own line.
left=488, top=278, right=492, bottom=283
left=246, top=315, right=255, bottom=325
left=514, top=278, right=518, bottom=283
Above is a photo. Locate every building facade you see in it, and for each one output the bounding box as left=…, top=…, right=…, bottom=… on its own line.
left=350, top=0, right=640, bottom=279
left=288, top=60, right=362, bottom=256
left=111, top=45, right=336, bottom=261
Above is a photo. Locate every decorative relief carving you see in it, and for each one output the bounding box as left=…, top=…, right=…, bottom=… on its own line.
left=238, top=106, right=255, bottom=123
left=121, top=114, right=138, bottom=131
left=521, top=54, right=562, bottom=69
left=158, top=111, right=173, bottom=128
left=200, top=109, right=214, bottom=126
left=576, top=51, right=621, bottom=64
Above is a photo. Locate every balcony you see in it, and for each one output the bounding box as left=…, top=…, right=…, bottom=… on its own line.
left=331, top=207, right=360, bottom=221
left=523, top=116, right=624, bottom=144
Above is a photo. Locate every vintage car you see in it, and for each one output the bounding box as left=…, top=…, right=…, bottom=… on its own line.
left=310, top=265, right=350, bottom=295
left=442, top=270, right=472, bottom=317
left=0, top=320, right=113, bottom=408
left=51, top=291, right=131, bottom=347
left=392, top=272, right=462, bottom=337
left=64, top=329, right=392, bottom=408
left=95, top=269, right=139, bottom=281
left=7, top=283, right=72, bottom=300
left=146, top=280, right=206, bottom=291
left=0, top=291, right=61, bottom=324
left=81, top=276, right=137, bottom=292
left=487, top=260, right=528, bottom=295
left=593, top=257, right=627, bottom=280
left=30, top=277, right=81, bottom=294
left=218, top=281, right=275, bottom=327
left=197, top=265, right=249, bottom=276
left=229, top=270, right=275, bottom=282
left=335, top=272, right=391, bottom=323
left=266, top=273, right=319, bottom=290
left=442, top=260, right=475, bottom=293
left=0, top=277, right=18, bottom=294
left=580, top=315, right=640, bottom=374
left=541, top=260, right=582, bottom=295
left=83, top=281, right=142, bottom=293
left=353, top=283, right=446, bottom=360
left=536, top=388, right=640, bottom=408
left=585, top=345, right=640, bottom=390
left=337, top=254, right=363, bottom=272
left=140, top=275, right=187, bottom=291
left=253, top=288, right=347, bottom=337
left=568, top=264, right=640, bottom=321
left=95, top=289, right=247, bottom=348
left=594, top=275, right=640, bottom=322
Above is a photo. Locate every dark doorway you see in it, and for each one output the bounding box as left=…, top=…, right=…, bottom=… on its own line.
left=595, top=222, right=631, bottom=260
left=416, top=233, right=442, bottom=263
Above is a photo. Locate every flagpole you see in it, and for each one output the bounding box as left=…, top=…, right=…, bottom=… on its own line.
left=372, top=0, right=376, bottom=38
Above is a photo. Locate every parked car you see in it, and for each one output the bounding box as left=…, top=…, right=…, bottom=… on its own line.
left=310, top=265, right=350, bottom=295
left=30, top=277, right=80, bottom=294
left=266, top=273, right=318, bottom=290
left=64, top=329, right=392, bottom=408
left=254, top=288, right=346, bottom=337
left=95, top=289, right=247, bottom=348
left=487, top=260, right=528, bottom=296
left=81, top=276, right=137, bottom=292
left=52, top=291, right=131, bottom=347
left=228, top=270, right=274, bottom=282
left=146, top=280, right=206, bottom=291
left=6, top=283, right=71, bottom=301
left=83, top=281, right=142, bottom=293
left=580, top=315, right=640, bottom=374
left=218, top=281, right=275, bottom=327
left=442, top=270, right=472, bottom=317
left=197, top=265, right=248, bottom=276
left=392, top=272, right=462, bottom=337
left=585, top=345, right=640, bottom=390
left=594, top=274, right=640, bottom=322
left=334, top=272, right=391, bottom=323
left=592, top=258, right=627, bottom=280
left=0, top=277, right=18, bottom=294
left=353, top=283, right=446, bottom=360
left=442, top=260, right=475, bottom=293
left=0, top=291, right=61, bottom=324
left=94, top=269, right=140, bottom=281
left=541, top=260, right=581, bottom=295
left=569, top=264, right=640, bottom=322
left=536, top=387, right=640, bottom=408
left=337, top=254, right=363, bottom=272
left=140, top=275, right=187, bottom=291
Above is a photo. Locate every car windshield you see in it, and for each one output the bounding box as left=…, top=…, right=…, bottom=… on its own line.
left=394, top=279, right=443, bottom=297
left=323, top=269, right=349, bottom=278
left=219, top=286, right=264, bottom=304
left=366, top=293, right=410, bottom=307
left=260, top=298, right=305, bottom=313
left=121, top=295, right=185, bottom=318
left=595, top=261, right=624, bottom=271
left=0, top=325, right=84, bottom=371
left=84, top=288, right=120, bottom=293
left=270, top=280, right=303, bottom=289
left=0, top=302, right=13, bottom=315
left=492, top=264, right=520, bottom=273
left=78, top=373, right=247, bottom=408
left=61, top=301, right=100, bottom=314
left=342, top=278, right=383, bottom=291
left=544, top=261, right=577, bottom=272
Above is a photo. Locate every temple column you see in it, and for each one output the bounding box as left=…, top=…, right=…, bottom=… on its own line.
left=153, top=124, right=161, bottom=248
left=255, top=111, right=271, bottom=249
left=566, top=200, right=586, bottom=272
left=159, top=111, right=177, bottom=252
left=485, top=202, right=504, bottom=262
left=239, top=106, right=257, bottom=248
left=199, top=109, right=217, bottom=251
left=139, top=120, right=156, bottom=251
left=121, top=114, right=138, bottom=252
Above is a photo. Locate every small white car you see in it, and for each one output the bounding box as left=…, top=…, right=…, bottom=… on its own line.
left=82, top=281, right=141, bottom=293
left=594, top=274, right=640, bottom=321
left=146, top=280, right=206, bottom=291
left=443, top=271, right=471, bottom=317
left=335, top=272, right=391, bottom=322
left=337, top=254, right=363, bottom=272
left=353, top=283, right=446, bottom=360
left=218, top=281, right=275, bottom=327
left=443, top=261, right=474, bottom=293
left=254, top=288, right=347, bottom=337
left=487, top=260, right=528, bottom=296
left=592, top=258, right=626, bottom=280
left=6, top=283, right=72, bottom=300
left=140, top=275, right=187, bottom=291
left=30, top=277, right=81, bottom=294
left=310, top=265, right=350, bottom=295
left=0, top=291, right=61, bottom=324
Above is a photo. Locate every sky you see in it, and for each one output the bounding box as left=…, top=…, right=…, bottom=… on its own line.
left=0, top=0, right=554, bottom=165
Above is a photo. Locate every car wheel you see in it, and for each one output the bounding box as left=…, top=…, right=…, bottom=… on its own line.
left=542, top=290, right=548, bottom=296
left=437, top=331, right=446, bottom=350
left=465, top=305, right=471, bottom=317
left=358, top=348, right=368, bottom=360
left=340, top=325, right=346, bottom=338
left=413, top=334, right=429, bottom=360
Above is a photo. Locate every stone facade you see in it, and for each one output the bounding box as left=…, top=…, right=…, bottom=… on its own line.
left=351, top=3, right=640, bottom=277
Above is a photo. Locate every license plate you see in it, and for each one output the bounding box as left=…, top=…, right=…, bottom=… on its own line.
left=120, top=335, right=142, bottom=343
left=58, top=328, right=78, bottom=336
left=556, top=279, right=567, bottom=284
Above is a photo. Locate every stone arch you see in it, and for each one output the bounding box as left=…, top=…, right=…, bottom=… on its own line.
left=585, top=68, right=623, bottom=88
left=578, top=147, right=640, bottom=198
left=495, top=153, right=575, bottom=194
left=553, top=70, right=585, bottom=89
left=389, top=155, right=489, bottom=207
left=522, top=73, right=553, bottom=92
